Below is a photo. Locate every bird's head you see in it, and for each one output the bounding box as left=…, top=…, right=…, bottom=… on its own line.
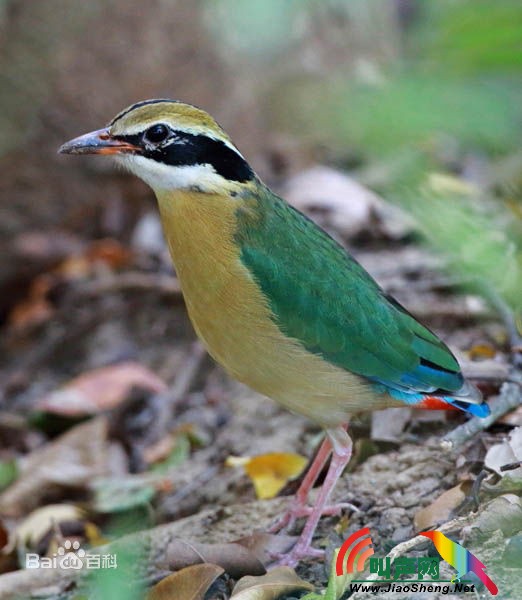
left=59, top=99, right=255, bottom=194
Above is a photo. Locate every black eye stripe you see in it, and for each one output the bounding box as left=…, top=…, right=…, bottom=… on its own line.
left=116, top=130, right=254, bottom=183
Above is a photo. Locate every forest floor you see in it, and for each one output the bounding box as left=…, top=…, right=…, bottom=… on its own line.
left=0, top=171, right=521, bottom=600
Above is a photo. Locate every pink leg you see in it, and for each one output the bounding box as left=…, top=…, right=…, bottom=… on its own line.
left=268, top=435, right=332, bottom=533
left=276, top=425, right=353, bottom=567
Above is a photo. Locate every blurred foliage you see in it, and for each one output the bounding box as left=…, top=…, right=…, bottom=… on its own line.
left=322, top=76, right=520, bottom=156
left=85, top=540, right=144, bottom=600
left=204, top=0, right=306, bottom=58
left=412, top=0, right=522, bottom=74
left=209, top=0, right=522, bottom=314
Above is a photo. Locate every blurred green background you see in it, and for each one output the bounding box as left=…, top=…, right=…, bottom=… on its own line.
left=1, top=0, right=521, bottom=312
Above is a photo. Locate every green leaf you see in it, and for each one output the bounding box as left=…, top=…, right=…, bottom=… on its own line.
left=150, top=434, right=190, bottom=473
left=93, top=479, right=156, bottom=513
left=0, top=459, right=17, bottom=491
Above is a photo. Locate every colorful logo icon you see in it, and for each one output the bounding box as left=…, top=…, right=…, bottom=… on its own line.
left=420, top=531, right=498, bottom=596
left=336, top=526, right=375, bottom=575
left=336, top=526, right=498, bottom=596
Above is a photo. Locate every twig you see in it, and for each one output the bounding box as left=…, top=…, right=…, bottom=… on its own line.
left=74, top=272, right=182, bottom=297
left=461, top=360, right=511, bottom=383
left=474, top=282, right=522, bottom=367
left=161, top=341, right=208, bottom=420
left=164, top=465, right=219, bottom=506
left=441, top=380, right=522, bottom=449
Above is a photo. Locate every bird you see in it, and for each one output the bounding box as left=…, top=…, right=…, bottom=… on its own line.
left=420, top=531, right=498, bottom=595
left=59, top=99, right=490, bottom=566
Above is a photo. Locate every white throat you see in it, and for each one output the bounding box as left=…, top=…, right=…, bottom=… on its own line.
left=117, top=154, right=231, bottom=193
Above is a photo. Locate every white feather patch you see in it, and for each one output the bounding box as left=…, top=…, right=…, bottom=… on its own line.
left=116, top=154, right=231, bottom=192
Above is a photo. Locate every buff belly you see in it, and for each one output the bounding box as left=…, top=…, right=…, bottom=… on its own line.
left=156, top=190, right=393, bottom=427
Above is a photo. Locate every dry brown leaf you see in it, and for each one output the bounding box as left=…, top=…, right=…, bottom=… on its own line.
left=164, top=539, right=265, bottom=579
left=11, top=504, right=84, bottom=551
left=283, top=166, right=414, bottom=239
left=7, top=239, right=131, bottom=331
left=414, top=482, right=471, bottom=532
left=83, top=239, right=132, bottom=270
left=57, top=239, right=131, bottom=278
left=226, top=453, right=307, bottom=499
left=37, top=362, right=167, bottom=416
left=0, top=418, right=110, bottom=517
left=233, top=532, right=297, bottom=567
left=143, top=435, right=176, bottom=465
left=498, top=405, right=522, bottom=427
left=231, top=566, right=313, bottom=599
left=484, top=427, right=522, bottom=488
left=147, top=564, right=224, bottom=600
left=7, top=275, right=54, bottom=330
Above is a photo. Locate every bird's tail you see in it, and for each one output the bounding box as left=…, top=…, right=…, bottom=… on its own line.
left=423, top=380, right=490, bottom=418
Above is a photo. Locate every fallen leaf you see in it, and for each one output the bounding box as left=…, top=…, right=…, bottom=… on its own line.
left=7, top=239, right=131, bottom=331
left=484, top=427, right=522, bottom=488
left=91, top=477, right=156, bottom=513
left=0, top=460, right=17, bottom=492
left=414, top=483, right=471, bottom=532
left=233, top=532, right=297, bottom=567
left=468, top=342, right=497, bottom=360
left=426, top=173, right=477, bottom=196
left=84, top=521, right=108, bottom=547
left=12, top=231, right=83, bottom=263
left=7, top=275, right=54, bottom=330
left=231, top=566, right=313, bottom=599
left=283, top=166, right=414, bottom=239
left=84, top=239, right=132, bottom=270
left=150, top=434, right=190, bottom=473
left=226, top=453, right=307, bottom=499
left=143, top=435, right=177, bottom=465
left=57, top=239, right=131, bottom=279
left=9, top=504, right=85, bottom=556
left=36, top=362, right=167, bottom=416
left=499, top=405, right=522, bottom=427
left=147, top=564, right=224, bottom=600
left=0, top=418, right=110, bottom=516
left=164, top=539, right=265, bottom=579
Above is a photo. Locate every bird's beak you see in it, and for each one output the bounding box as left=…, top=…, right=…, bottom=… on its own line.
left=58, top=128, right=140, bottom=156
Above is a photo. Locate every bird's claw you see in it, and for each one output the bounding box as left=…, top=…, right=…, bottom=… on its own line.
left=270, top=544, right=325, bottom=568
left=269, top=501, right=357, bottom=534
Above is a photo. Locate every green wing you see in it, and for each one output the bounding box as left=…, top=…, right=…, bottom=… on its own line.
left=235, top=187, right=463, bottom=394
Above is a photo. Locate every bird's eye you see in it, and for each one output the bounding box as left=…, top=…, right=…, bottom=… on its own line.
left=144, top=124, right=170, bottom=144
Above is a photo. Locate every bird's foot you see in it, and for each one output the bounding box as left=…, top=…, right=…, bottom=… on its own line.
left=269, top=501, right=357, bottom=534
left=271, top=542, right=325, bottom=568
